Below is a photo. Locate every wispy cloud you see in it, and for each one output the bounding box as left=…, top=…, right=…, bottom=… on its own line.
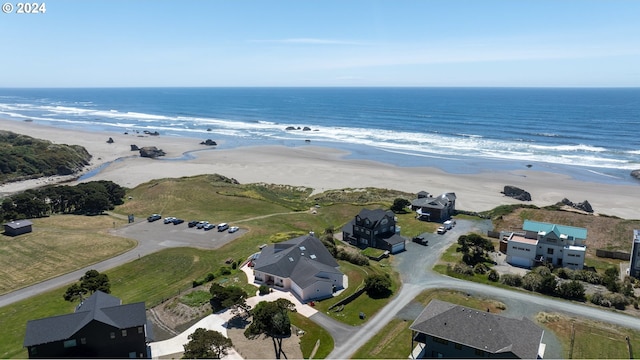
left=249, top=38, right=365, bottom=46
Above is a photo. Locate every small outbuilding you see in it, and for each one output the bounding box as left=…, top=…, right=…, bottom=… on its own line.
left=4, top=220, right=33, bottom=236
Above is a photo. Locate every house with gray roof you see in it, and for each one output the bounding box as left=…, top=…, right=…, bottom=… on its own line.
left=24, top=291, right=153, bottom=359
left=409, top=299, right=545, bottom=359
left=411, top=191, right=456, bottom=222
left=342, top=208, right=406, bottom=254
left=252, top=235, right=344, bottom=302
left=3, top=219, right=33, bottom=236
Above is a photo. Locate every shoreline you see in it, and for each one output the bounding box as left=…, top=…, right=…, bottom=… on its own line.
left=1, top=118, right=639, bottom=220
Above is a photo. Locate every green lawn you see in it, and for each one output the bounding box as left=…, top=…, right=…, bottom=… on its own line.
left=291, top=312, right=334, bottom=359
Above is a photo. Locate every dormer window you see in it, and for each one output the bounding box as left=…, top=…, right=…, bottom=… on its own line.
left=381, top=218, right=388, bottom=225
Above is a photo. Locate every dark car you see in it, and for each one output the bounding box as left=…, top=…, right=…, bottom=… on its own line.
left=412, top=236, right=428, bottom=245
left=187, top=220, right=199, bottom=228
left=147, top=214, right=161, bottom=222
left=172, top=218, right=184, bottom=225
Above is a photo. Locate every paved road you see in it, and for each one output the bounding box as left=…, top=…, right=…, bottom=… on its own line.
left=327, top=219, right=640, bottom=359
left=4, top=217, right=640, bottom=359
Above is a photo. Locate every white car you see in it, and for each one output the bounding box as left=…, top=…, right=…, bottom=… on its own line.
left=163, top=217, right=176, bottom=224
left=196, top=221, right=209, bottom=229
left=228, top=226, right=239, bottom=233
left=437, top=226, right=447, bottom=234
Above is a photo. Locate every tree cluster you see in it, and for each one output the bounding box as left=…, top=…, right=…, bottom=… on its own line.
left=209, top=283, right=250, bottom=314
left=456, top=233, right=495, bottom=266
left=182, top=328, right=233, bottom=359
left=0, top=180, right=125, bottom=221
left=390, top=198, right=411, bottom=213
left=63, top=269, right=111, bottom=302
left=244, top=299, right=295, bottom=359
left=364, top=273, right=393, bottom=298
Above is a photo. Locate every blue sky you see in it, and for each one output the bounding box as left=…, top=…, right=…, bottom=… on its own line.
left=1, top=0, right=639, bottom=87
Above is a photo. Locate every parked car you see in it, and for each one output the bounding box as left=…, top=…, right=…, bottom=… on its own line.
left=196, top=221, right=209, bottom=229
left=163, top=217, right=176, bottom=224
left=437, top=226, right=446, bottom=234
left=228, top=226, right=239, bottom=233
left=217, top=223, right=229, bottom=232
left=187, top=220, right=199, bottom=228
left=203, top=223, right=215, bottom=231
left=412, top=236, right=428, bottom=245
left=147, top=214, right=161, bottom=222
left=172, top=218, right=184, bottom=225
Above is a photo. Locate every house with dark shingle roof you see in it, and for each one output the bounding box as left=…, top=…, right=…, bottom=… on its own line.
left=3, top=219, right=33, bottom=236
left=342, top=208, right=406, bottom=254
left=409, top=299, right=544, bottom=359
left=252, top=235, right=344, bottom=302
left=24, top=291, right=153, bottom=359
left=411, top=191, right=456, bottom=222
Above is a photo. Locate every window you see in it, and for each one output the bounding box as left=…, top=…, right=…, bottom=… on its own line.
left=110, top=332, right=115, bottom=339
left=432, top=336, right=448, bottom=345
left=122, top=329, right=128, bottom=337
left=29, top=347, right=37, bottom=355
left=80, top=338, right=86, bottom=345
left=63, top=339, right=77, bottom=348
left=138, top=326, right=144, bottom=334
left=455, top=343, right=462, bottom=350
left=475, top=349, right=485, bottom=356
left=547, top=248, right=554, bottom=255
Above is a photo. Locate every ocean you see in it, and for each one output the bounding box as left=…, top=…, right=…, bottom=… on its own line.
left=0, top=87, right=638, bottom=184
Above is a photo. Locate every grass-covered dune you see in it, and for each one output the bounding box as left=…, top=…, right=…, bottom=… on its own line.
left=0, top=131, right=91, bottom=183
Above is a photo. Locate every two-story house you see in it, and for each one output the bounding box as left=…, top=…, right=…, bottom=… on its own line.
left=506, top=220, right=587, bottom=270
left=24, top=291, right=153, bottom=359
left=410, top=191, right=456, bottom=223
left=342, top=208, right=405, bottom=254
left=409, top=299, right=545, bottom=359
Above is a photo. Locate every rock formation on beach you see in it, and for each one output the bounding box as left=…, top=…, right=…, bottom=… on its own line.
left=130, top=144, right=139, bottom=151
left=501, top=185, right=531, bottom=201
left=139, top=146, right=166, bottom=158
left=631, top=169, right=640, bottom=181
left=561, top=198, right=594, bottom=213
left=106, top=137, right=114, bottom=144
left=200, top=139, right=217, bottom=146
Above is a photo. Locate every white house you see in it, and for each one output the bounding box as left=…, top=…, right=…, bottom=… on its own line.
left=252, top=235, right=344, bottom=302
left=506, top=220, right=587, bottom=270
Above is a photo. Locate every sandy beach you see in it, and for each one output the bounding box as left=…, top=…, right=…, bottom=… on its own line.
left=1, top=118, right=639, bottom=220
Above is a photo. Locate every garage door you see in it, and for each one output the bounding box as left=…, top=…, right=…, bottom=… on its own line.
left=508, top=256, right=531, bottom=268
left=391, top=242, right=405, bottom=254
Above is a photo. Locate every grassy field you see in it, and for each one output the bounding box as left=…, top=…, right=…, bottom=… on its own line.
left=0, top=175, right=407, bottom=358
left=537, top=312, right=640, bottom=359
left=351, top=289, right=506, bottom=359
left=291, top=312, right=334, bottom=359
left=0, top=215, right=136, bottom=294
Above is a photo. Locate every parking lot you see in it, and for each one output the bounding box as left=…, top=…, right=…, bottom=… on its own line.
left=111, top=219, right=246, bottom=250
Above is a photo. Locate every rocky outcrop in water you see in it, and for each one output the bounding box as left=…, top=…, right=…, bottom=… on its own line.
left=139, top=146, right=166, bottom=158
left=501, top=185, right=531, bottom=201
left=631, top=170, right=640, bottom=181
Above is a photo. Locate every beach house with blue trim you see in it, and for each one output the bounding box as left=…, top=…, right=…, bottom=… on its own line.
left=506, top=220, right=587, bottom=270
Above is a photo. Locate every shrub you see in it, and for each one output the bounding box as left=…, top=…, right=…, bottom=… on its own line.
left=364, top=274, right=393, bottom=298
left=533, top=266, right=552, bottom=277
left=231, top=262, right=237, bottom=270
left=337, top=248, right=370, bottom=266
left=487, top=269, right=500, bottom=282
left=205, top=273, right=216, bottom=282
left=193, top=279, right=204, bottom=288
left=606, top=293, right=629, bottom=310
left=556, top=268, right=572, bottom=279
left=500, top=274, right=523, bottom=287
left=571, top=269, right=602, bottom=285
left=258, top=284, right=270, bottom=295
left=473, top=263, right=489, bottom=275
left=219, top=267, right=232, bottom=276
left=590, top=292, right=611, bottom=307
left=453, top=263, right=474, bottom=276
left=522, top=272, right=543, bottom=292
left=557, top=280, right=585, bottom=301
